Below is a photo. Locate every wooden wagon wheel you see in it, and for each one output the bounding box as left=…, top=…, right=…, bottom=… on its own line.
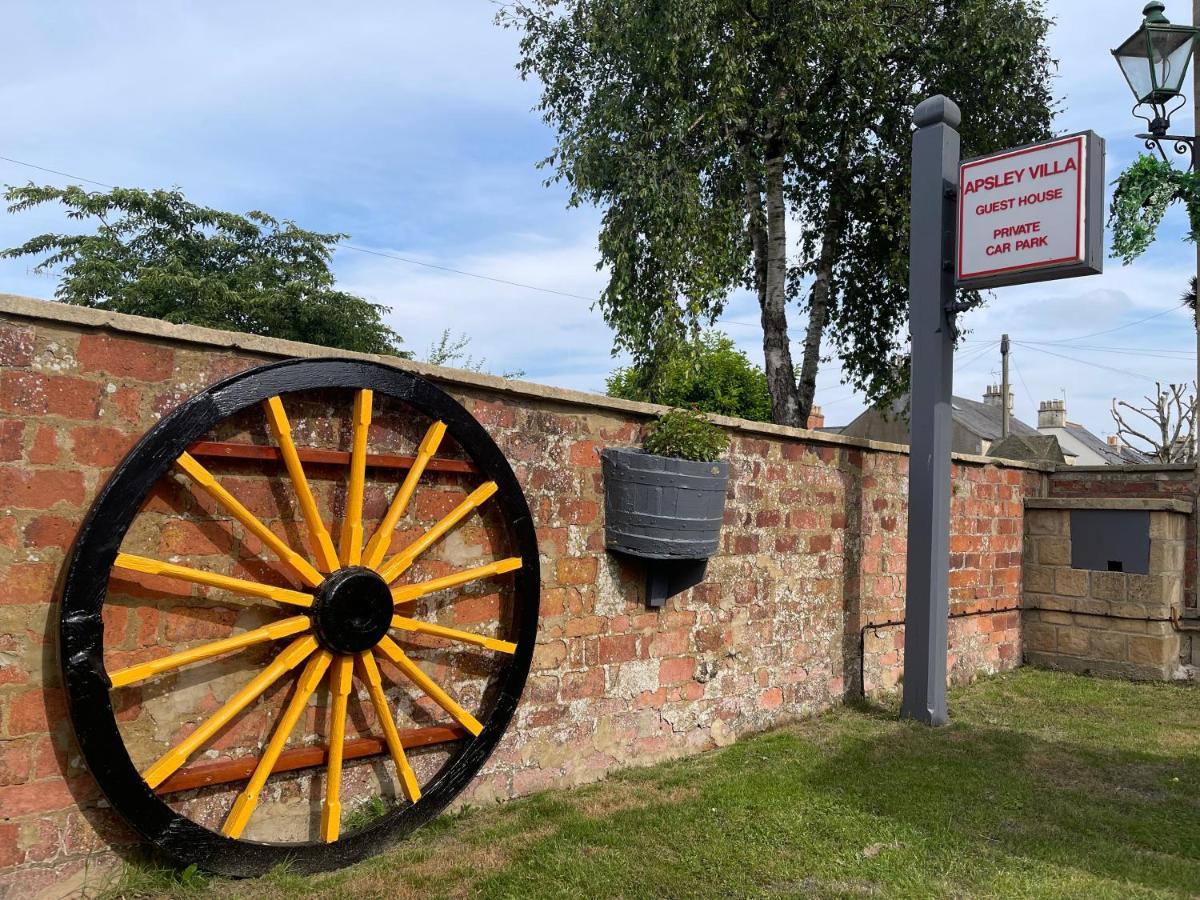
left=58, top=359, right=539, bottom=876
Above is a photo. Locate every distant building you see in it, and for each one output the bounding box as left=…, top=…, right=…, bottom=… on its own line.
left=838, top=386, right=1059, bottom=459
left=1035, top=399, right=1148, bottom=465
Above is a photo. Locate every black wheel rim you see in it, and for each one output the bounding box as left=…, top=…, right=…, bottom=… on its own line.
left=58, top=358, right=539, bottom=876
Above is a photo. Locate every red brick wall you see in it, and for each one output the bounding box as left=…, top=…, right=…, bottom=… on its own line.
left=1049, top=466, right=1197, bottom=609
left=0, top=297, right=1044, bottom=894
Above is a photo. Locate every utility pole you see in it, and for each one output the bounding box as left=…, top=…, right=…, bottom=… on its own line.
left=1001, top=334, right=1011, bottom=439
left=901, top=95, right=960, bottom=727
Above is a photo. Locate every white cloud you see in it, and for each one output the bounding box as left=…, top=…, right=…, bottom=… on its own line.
left=1, top=0, right=1197, bottom=443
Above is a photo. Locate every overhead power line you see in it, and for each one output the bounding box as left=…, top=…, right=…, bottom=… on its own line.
left=339, top=244, right=599, bottom=302
left=0, top=154, right=115, bottom=190
left=0, top=153, right=608, bottom=304
left=1012, top=341, right=1163, bottom=384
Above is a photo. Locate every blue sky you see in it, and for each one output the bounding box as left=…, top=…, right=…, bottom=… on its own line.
left=0, top=0, right=1197, bottom=440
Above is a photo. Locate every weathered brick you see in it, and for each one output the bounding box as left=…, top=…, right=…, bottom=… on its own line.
left=0, top=562, right=58, bottom=606
left=599, top=634, right=638, bottom=665
left=757, top=687, right=784, bottom=710
left=69, top=425, right=137, bottom=467
left=77, top=333, right=174, bottom=381
left=23, top=516, right=78, bottom=550
left=0, top=420, right=23, bottom=462
left=561, top=668, right=605, bottom=699
left=659, top=657, right=694, bottom=685
left=0, top=779, right=77, bottom=817
left=0, top=468, right=85, bottom=511
left=0, top=372, right=104, bottom=419
left=27, top=425, right=60, bottom=465
left=0, top=324, right=34, bottom=368
left=556, top=557, right=598, bottom=585
left=568, top=440, right=603, bottom=468
left=7, top=687, right=66, bottom=737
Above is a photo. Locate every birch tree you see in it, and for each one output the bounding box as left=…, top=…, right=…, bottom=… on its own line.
left=501, top=0, right=1056, bottom=425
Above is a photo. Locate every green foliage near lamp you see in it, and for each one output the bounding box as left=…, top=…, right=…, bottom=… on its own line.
left=643, top=408, right=728, bottom=462
left=1109, top=153, right=1200, bottom=264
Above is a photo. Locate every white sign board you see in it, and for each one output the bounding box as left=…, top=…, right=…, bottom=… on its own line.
left=956, top=132, right=1104, bottom=289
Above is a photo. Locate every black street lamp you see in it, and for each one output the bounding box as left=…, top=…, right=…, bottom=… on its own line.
left=1113, top=1, right=1200, bottom=163
left=1113, top=1, right=1200, bottom=468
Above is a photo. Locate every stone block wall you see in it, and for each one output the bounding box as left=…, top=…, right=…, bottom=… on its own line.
left=1050, top=465, right=1197, bottom=609
left=1022, top=499, right=1188, bottom=680
left=0, top=294, right=1045, bottom=897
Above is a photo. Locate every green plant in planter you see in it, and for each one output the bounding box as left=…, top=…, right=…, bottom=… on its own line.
left=643, top=408, right=728, bottom=462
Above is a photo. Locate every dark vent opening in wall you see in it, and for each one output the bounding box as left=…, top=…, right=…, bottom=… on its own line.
left=1107, top=560, right=1123, bottom=572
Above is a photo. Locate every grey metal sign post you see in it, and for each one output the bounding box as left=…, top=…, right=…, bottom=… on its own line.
left=900, top=96, right=961, bottom=726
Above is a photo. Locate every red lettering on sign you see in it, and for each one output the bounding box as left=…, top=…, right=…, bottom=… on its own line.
left=993, top=221, right=1041, bottom=239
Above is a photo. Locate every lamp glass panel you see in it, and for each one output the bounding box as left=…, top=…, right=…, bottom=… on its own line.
left=1156, top=31, right=1197, bottom=93
left=1117, top=51, right=1156, bottom=101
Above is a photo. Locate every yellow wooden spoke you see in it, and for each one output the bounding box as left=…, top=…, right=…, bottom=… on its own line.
left=142, top=635, right=318, bottom=789
left=320, top=654, right=354, bottom=842
left=363, top=421, right=447, bottom=570
left=390, top=557, right=522, bottom=606
left=374, top=637, right=483, bottom=737
left=108, top=614, right=311, bottom=688
left=176, top=452, right=324, bottom=588
left=223, top=650, right=332, bottom=838
left=339, top=389, right=373, bottom=566
left=356, top=651, right=422, bottom=802
left=378, top=481, right=498, bottom=583
left=390, top=616, right=516, bottom=654
left=114, top=553, right=314, bottom=608
left=263, top=396, right=341, bottom=573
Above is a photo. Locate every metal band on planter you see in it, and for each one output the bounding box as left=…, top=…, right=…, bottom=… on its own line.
left=58, top=358, right=539, bottom=876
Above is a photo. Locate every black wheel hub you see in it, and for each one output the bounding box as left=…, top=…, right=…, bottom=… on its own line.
left=310, top=566, right=394, bottom=654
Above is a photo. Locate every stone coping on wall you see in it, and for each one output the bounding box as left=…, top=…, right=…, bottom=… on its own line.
left=1053, top=463, right=1197, bottom=474
left=1025, top=497, right=1193, bottom=514
left=0, top=292, right=1055, bottom=472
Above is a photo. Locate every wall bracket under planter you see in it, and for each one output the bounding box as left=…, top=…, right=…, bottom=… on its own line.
left=600, top=447, right=728, bottom=608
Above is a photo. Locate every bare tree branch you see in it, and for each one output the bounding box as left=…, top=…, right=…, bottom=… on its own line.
left=1110, top=382, right=1197, bottom=463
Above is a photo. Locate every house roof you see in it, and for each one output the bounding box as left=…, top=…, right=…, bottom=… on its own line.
left=948, top=395, right=1040, bottom=442
left=864, top=394, right=1039, bottom=442
left=1050, top=422, right=1151, bottom=465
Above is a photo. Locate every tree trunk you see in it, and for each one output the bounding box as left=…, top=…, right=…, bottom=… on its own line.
left=759, top=141, right=802, bottom=426
left=741, top=153, right=769, bottom=314
left=796, top=192, right=846, bottom=423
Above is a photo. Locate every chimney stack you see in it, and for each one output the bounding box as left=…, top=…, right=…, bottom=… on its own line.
left=1107, top=435, right=1122, bottom=449
left=1038, top=399, right=1066, bottom=429
left=982, top=384, right=1014, bottom=409
left=806, top=405, right=825, bottom=430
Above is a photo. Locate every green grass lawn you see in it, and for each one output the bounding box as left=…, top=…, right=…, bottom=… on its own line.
left=104, top=669, right=1200, bottom=899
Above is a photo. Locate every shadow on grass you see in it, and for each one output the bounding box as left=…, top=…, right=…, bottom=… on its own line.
left=464, top=677, right=1200, bottom=898
left=139, top=672, right=1200, bottom=899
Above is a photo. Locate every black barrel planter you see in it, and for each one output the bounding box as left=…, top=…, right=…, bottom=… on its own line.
left=600, top=447, right=729, bottom=607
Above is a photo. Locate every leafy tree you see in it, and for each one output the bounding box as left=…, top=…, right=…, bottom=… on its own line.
left=424, top=329, right=526, bottom=379
left=2, top=185, right=406, bottom=356
left=607, top=330, right=772, bottom=421
left=500, top=0, right=1056, bottom=426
